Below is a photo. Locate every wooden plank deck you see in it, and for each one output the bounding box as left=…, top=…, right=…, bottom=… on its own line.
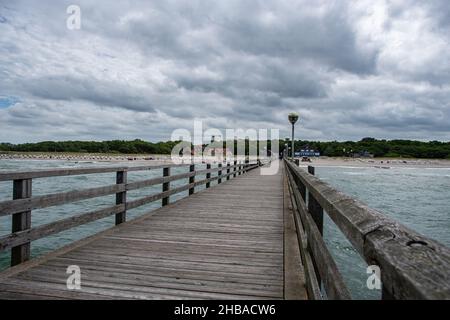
left=0, top=164, right=305, bottom=299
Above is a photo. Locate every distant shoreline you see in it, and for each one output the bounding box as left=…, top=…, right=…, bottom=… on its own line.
left=1, top=152, right=450, bottom=169
left=0, top=151, right=172, bottom=163
left=299, top=156, right=450, bottom=169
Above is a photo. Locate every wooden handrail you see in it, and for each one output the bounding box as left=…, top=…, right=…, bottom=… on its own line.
left=0, top=184, right=126, bottom=217
left=0, top=204, right=126, bottom=252
left=0, top=161, right=260, bottom=266
left=0, top=164, right=193, bottom=182
left=284, top=159, right=450, bottom=300
left=286, top=166, right=351, bottom=299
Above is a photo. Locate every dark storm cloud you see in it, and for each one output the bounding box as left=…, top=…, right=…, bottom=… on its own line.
left=22, top=75, right=156, bottom=112
left=172, top=58, right=328, bottom=101
left=215, top=1, right=378, bottom=74
left=0, top=0, right=449, bottom=143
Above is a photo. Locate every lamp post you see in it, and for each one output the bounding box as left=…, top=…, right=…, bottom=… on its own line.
left=288, top=112, right=299, bottom=159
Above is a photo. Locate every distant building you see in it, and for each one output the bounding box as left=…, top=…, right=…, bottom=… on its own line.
left=203, top=146, right=234, bottom=160
left=295, top=148, right=320, bottom=157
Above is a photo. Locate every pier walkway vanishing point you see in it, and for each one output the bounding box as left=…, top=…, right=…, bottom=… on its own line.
left=0, top=159, right=449, bottom=300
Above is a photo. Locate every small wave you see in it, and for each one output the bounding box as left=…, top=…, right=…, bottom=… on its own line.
left=342, top=172, right=369, bottom=176
left=316, top=165, right=370, bottom=170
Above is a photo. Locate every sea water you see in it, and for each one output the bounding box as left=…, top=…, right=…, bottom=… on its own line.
left=315, top=165, right=450, bottom=299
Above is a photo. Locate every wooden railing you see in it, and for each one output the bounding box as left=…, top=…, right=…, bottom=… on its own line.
left=0, top=160, right=260, bottom=266
left=284, top=159, right=450, bottom=300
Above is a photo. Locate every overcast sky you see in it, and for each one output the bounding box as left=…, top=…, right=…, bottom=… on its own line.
left=0, top=0, right=449, bottom=143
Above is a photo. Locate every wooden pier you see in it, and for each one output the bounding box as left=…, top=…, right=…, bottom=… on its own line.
left=0, top=162, right=303, bottom=299
left=0, top=159, right=449, bottom=300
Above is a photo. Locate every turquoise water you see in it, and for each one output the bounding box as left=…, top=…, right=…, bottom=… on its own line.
left=313, top=165, right=450, bottom=299
left=0, top=160, right=449, bottom=299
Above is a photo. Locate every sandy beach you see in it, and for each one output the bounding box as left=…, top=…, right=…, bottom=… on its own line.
left=0, top=152, right=172, bottom=163
left=1, top=152, right=450, bottom=169
left=298, top=156, right=450, bottom=169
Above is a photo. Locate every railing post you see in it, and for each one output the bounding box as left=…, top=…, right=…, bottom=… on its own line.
left=218, top=163, right=222, bottom=184
left=307, top=189, right=323, bottom=234
left=115, top=170, right=127, bottom=225
left=295, top=165, right=313, bottom=201
left=226, top=162, right=230, bottom=180
left=189, top=164, right=195, bottom=195
left=308, top=191, right=324, bottom=287
left=11, top=178, right=32, bottom=266
left=307, top=166, right=323, bottom=234
left=206, top=163, right=211, bottom=188
left=303, top=164, right=324, bottom=287
left=298, top=181, right=306, bottom=201
left=238, top=161, right=241, bottom=175
left=286, top=160, right=306, bottom=201
left=245, top=159, right=249, bottom=173
left=233, top=160, right=237, bottom=178
left=162, top=167, right=170, bottom=206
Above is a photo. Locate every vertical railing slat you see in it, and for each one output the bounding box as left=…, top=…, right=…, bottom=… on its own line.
left=305, top=165, right=324, bottom=288
left=115, top=170, right=127, bottom=225
left=189, top=164, right=195, bottom=195
left=11, top=178, right=32, bottom=266
left=307, top=166, right=323, bottom=234
left=162, top=167, right=170, bottom=206
left=206, top=163, right=211, bottom=188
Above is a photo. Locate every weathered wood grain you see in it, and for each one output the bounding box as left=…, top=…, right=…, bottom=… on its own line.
left=11, top=178, right=32, bottom=266
left=286, top=171, right=321, bottom=300
left=189, top=164, right=195, bottom=195
left=283, top=166, right=308, bottom=300
left=0, top=164, right=190, bottom=182
left=0, top=205, right=125, bottom=252
left=205, top=164, right=211, bottom=188
left=286, top=168, right=351, bottom=299
left=0, top=184, right=125, bottom=217
left=285, top=159, right=450, bottom=300
left=0, top=163, right=292, bottom=300
left=115, top=170, right=127, bottom=225
left=126, top=171, right=193, bottom=191
left=218, top=163, right=222, bottom=184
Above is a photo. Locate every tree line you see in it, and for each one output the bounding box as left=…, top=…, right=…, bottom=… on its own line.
left=0, top=138, right=449, bottom=159
left=0, top=140, right=180, bottom=155
left=284, top=137, right=450, bottom=159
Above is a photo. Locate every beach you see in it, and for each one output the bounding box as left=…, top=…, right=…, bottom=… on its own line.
left=1, top=152, right=450, bottom=169
left=0, top=152, right=172, bottom=164
left=299, top=156, right=450, bottom=169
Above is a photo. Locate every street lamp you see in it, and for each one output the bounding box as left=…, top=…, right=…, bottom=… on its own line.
left=288, top=112, right=299, bottom=159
